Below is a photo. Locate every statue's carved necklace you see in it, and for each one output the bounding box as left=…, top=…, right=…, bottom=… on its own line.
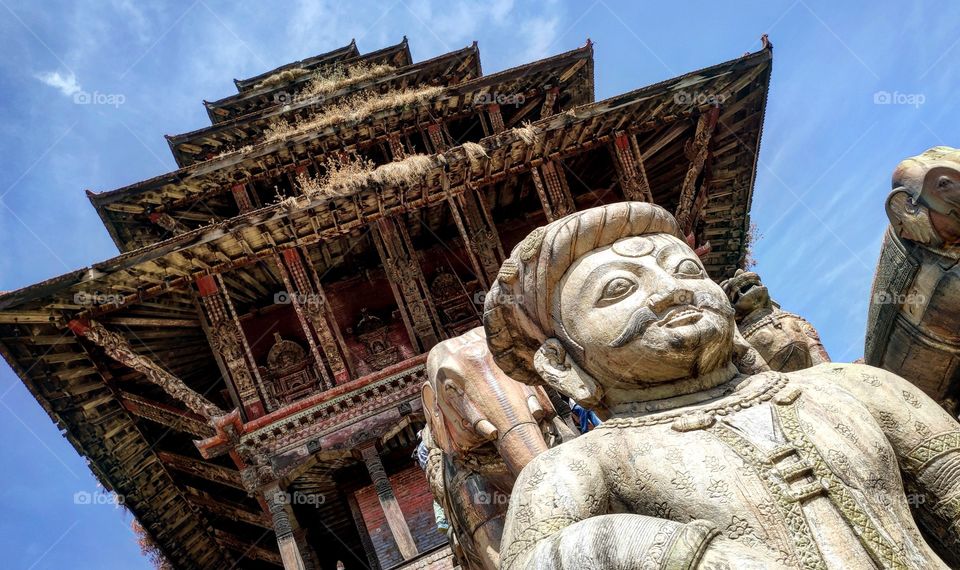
left=595, top=372, right=792, bottom=432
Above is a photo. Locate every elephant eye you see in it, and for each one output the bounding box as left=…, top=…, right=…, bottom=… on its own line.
left=675, top=258, right=704, bottom=278
left=597, top=277, right=637, bottom=306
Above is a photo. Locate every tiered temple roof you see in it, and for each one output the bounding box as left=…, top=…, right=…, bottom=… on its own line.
left=0, top=37, right=771, bottom=569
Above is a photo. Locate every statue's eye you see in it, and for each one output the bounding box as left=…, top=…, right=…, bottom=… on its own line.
left=675, top=259, right=704, bottom=278
left=597, top=277, right=637, bottom=306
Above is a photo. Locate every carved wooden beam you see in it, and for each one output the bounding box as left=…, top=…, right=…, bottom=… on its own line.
left=148, top=212, right=189, bottom=235
left=372, top=217, right=443, bottom=351
left=445, top=176, right=505, bottom=288
left=282, top=248, right=349, bottom=384
left=119, top=391, right=213, bottom=438
left=610, top=131, right=653, bottom=202
left=214, top=529, right=282, bottom=566
left=157, top=450, right=244, bottom=490
left=273, top=253, right=333, bottom=391
left=540, top=86, right=559, bottom=118
left=184, top=486, right=272, bottom=529
left=487, top=104, right=505, bottom=134
left=534, top=160, right=575, bottom=221
left=231, top=183, right=255, bottom=214
left=388, top=132, right=405, bottom=161
left=196, top=275, right=268, bottom=418
left=426, top=123, right=446, bottom=152
left=675, top=107, right=720, bottom=233
left=69, top=319, right=224, bottom=419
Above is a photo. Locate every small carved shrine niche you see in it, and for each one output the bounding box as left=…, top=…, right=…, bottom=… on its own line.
left=354, top=309, right=402, bottom=372
left=260, top=332, right=321, bottom=406
left=430, top=266, right=480, bottom=336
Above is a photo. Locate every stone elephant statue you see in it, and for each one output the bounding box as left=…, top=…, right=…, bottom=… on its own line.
left=421, top=327, right=573, bottom=570
left=866, top=146, right=960, bottom=413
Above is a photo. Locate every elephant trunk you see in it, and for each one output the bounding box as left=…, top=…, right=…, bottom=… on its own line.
left=497, top=421, right=549, bottom=478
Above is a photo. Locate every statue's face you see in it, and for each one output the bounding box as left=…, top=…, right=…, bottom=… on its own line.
left=553, top=234, right=735, bottom=385
left=726, top=271, right=770, bottom=318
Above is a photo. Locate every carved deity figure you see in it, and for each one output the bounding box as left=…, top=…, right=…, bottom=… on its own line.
left=421, top=327, right=573, bottom=570
left=482, top=202, right=960, bottom=569
left=720, top=269, right=830, bottom=372
left=866, top=146, right=960, bottom=413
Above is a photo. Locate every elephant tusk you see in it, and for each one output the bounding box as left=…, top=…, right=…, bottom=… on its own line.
left=527, top=395, right=545, bottom=420
left=475, top=419, right=499, bottom=441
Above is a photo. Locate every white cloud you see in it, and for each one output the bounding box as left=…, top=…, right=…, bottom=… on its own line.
left=34, top=71, right=82, bottom=97
left=520, top=16, right=560, bottom=62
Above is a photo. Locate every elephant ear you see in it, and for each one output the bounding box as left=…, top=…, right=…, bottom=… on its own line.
left=421, top=382, right=453, bottom=455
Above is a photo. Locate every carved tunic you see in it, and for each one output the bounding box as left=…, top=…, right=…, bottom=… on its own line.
left=500, top=364, right=960, bottom=569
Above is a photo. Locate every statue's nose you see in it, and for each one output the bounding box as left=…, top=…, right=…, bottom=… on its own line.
left=647, top=279, right=696, bottom=316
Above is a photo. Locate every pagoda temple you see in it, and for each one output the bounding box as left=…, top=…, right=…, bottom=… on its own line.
left=0, top=36, right=772, bottom=569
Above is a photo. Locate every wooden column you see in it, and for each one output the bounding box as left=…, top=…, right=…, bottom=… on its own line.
left=610, top=131, right=653, bottom=202
left=372, top=217, right=443, bottom=352
left=68, top=319, right=224, bottom=419
left=532, top=161, right=576, bottom=222
left=347, top=492, right=382, bottom=570
left=265, top=485, right=310, bottom=570
left=196, top=275, right=267, bottom=419
left=281, top=248, right=350, bottom=385
left=359, top=444, right=419, bottom=560
left=675, top=107, right=720, bottom=233
left=487, top=104, right=505, bottom=134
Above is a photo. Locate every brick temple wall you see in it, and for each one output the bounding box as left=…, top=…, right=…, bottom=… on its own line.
left=355, top=465, right=447, bottom=568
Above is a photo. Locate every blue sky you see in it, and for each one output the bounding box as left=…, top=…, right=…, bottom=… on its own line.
left=0, top=0, right=957, bottom=568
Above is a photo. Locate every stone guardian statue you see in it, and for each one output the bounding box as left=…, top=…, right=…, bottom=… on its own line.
left=483, top=202, right=960, bottom=569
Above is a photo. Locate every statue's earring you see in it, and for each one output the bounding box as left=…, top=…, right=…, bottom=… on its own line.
left=534, top=338, right=604, bottom=408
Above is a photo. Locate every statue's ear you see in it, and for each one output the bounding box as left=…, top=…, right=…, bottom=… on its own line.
left=421, top=383, right=451, bottom=453
left=533, top=338, right=603, bottom=408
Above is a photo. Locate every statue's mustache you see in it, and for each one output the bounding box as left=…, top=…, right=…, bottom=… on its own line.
left=609, top=293, right=734, bottom=348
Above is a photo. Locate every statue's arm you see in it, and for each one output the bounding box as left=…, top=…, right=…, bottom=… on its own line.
left=499, top=446, right=774, bottom=569
left=799, top=317, right=830, bottom=364
left=826, top=363, right=960, bottom=552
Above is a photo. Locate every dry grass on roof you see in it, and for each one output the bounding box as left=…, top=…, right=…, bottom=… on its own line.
left=513, top=122, right=543, bottom=146
left=263, top=85, right=444, bottom=143
left=461, top=142, right=489, bottom=168
left=296, top=153, right=437, bottom=200
left=253, top=67, right=310, bottom=89
left=301, top=62, right=397, bottom=100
